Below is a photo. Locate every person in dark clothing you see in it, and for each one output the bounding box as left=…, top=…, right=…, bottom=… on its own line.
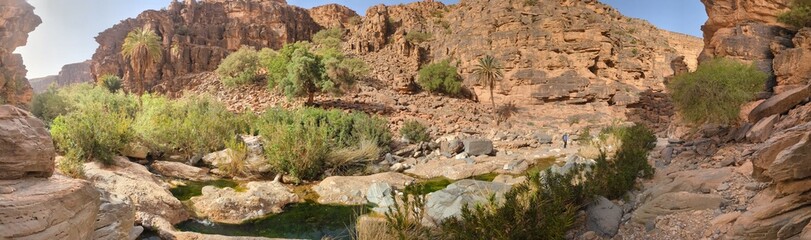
left=562, top=133, right=569, bottom=149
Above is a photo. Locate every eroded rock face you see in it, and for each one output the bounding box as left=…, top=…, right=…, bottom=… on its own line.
left=0, top=175, right=100, bottom=240
left=91, top=0, right=333, bottom=94
left=84, top=157, right=189, bottom=226
left=348, top=0, right=703, bottom=105
left=700, top=0, right=792, bottom=91
left=773, top=28, right=811, bottom=93
left=308, top=4, right=359, bottom=29
left=0, top=105, right=55, bottom=180
left=0, top=0, right=41, bottom=106
left=190, top=181, right=298, bottom=224
left=28, top=61, right=93, bottom=93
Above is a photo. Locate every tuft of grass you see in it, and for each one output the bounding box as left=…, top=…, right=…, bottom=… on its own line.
left=405, top=31, right=433, bottom=44
left=326, top=139, right=382, bottom=176
left=222, top=138, right=250, bottom=178
left=667, top=58, right=767, bottom=125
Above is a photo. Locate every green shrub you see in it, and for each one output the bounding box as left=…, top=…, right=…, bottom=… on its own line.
left=31, top=87, right=71, bottom=126
left=258, top=120, right=329, bottom=181
left=216, top=46, right=261, bottom=87
left=255, top=107, right=391, bottom=180
left=132, top=94, right=238, bottom=158
left=667, top=58, right=767, bottom=125
left=312, top=27, right=345, bottom=50
left=440, top=168, right=585, bottom=240
left=779, top=0, right=811, bottom=28
left=405, top=31, right=432, bottom=44
left=400, top=120, right=430, bottom=143
left=417, top=60, right=462, bottom=95
left=321, top=48, right=370, bottom=92
left=51, top=104, right=133, bottom=166
left=56, top=153, right=86, bottom=178
left=97, top=74, right=122, bottom=92
left=585, top=125, right=655, bottom=199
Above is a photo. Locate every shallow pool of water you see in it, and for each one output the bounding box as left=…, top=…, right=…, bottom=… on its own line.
left=175, top=202, right=367, bottom=239
left=169, top=179, right=241, bottom=201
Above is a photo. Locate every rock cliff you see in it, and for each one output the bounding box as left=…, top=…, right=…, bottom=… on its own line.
left=0, top=0, right=41, bottom=107
left=90, top=0, right=333, bottom=94
left=346, top=0, right=703, bottom=105
left=700, top=0, right=793, bottom=92
left=29, top=60, right=92, bottom=93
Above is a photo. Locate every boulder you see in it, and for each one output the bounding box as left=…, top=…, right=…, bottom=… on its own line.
left=533, top=132, right=554, bottom=145
left=752, top=125, right=809, bottom=181
left=0, top=175, right=100, bottom=240
left=94, top=190, right=136, bottom=240
left=639, top=168, right=734, bottom=202
left=440, top=137, right=463, bottom=157
left=747, top=114, right=779, bottom=143
left=0, top=105, right=55, bottom=179
left=633, top=192, right=722, bottom=224
left=84, top=157, right=189, bottom=225
left=406, top=155, right=511, bottom=180
left=313, top=172, right=415, bottom=205
left=768, top=133, right=811, bottom=195
left=425, top=180, right=511, bottom=223
left=151, top=161, right=214, bottom=181
left=748, top=84, right=811, bottom=124
left=121, top=142, right=149, bottom=159
left=190, top=181, right=298, bottom=224
left=366, top=182, right=396, bottom=213
left=586, top=196, right=623, bottom=238
left=728, top=192, right=811, bottom=239
left=463, top=139, right=493, bottom=156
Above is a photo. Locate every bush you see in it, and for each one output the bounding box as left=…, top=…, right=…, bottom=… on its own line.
left=405, top=31, right=433, bottom=44
left=56, top=154, right=86, bottom=178
left=779, top=0, right=811, bottom=28
left=133, top=94, right=238, bottom=158
left=667, top=58, right=767, bottom=125
left=312, top=27, right=345, bottom=50
left=265, top=42, right=311, bottom=89
left=97, top=74, right=122, bottom=92
left=31, top=87, right=71, bottom=126
left=321, top=48, right=369, bottom=92
left=585, top=125, right=655, bottom=199
left=51, top=104, right=133, bottom=166
left=216, top=46, right=261, bottom=87
left=417, top=60, right=462, bottom=96
left=400, top=120, right=430, bottom=143
left=255, top=108, right=391, bottom=180
left=259, top=120, right=329, bottom=181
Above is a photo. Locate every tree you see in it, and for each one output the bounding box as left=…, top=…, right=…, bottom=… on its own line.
left=97, top=74, right=122, bottom=93
left=473, top=55, right=503, bottom=111
left=281, top=48, right=327, bottom=105
left=121, top=26, right=163, bottom=94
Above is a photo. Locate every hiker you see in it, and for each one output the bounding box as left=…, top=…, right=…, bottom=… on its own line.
left=562, top=133, right=569, bottom=149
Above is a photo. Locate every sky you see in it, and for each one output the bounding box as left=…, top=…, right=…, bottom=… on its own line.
left=15, top=0, right=707, bottom=79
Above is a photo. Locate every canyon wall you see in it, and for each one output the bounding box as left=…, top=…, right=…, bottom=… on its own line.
left=29, top=60, right=92, bottom=93
left=0, top=0, right=41, bottom=107
left=90, top=0, right=357, bottom=94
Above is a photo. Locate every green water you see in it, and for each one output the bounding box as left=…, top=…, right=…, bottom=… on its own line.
left=471, top=172, right=500, bottom=182
left=526, top=157, right=559, bottom=177
left=404, top=177, right=453, bottom=195
left=169, top=179, right=241, bottom=201
left=176, top=202, right=368, bottom=239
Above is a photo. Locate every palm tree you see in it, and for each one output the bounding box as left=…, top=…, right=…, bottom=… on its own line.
left=473, top=55, right=503, bottom=111
left=121, top=26, right=163, bottom=94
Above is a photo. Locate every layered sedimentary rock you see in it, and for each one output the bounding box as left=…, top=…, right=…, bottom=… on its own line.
left=0, top=0, right=41, bottom=106
left=29, top=60, right=93, bottom=93
left=91, top=0, right=329, bottom=94
left=308, top=4, right=359, bottom=29
left=0, top=105, right=55, bottom=180
left=773, top=28, right=811, bottom=93
left=347, top=0, right=703, bottom=104
left=700, top=0, right=792, bottom=91
left=0, top=105, right=101, bottom=240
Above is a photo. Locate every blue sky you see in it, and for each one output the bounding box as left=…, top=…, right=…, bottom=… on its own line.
left=16, top=0, right=706, bottom=78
